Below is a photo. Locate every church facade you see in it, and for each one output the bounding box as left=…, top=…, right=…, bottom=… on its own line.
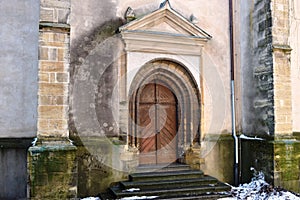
left=0, top=0, right=300, bottom=199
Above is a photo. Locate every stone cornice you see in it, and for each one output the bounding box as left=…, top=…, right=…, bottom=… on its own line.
left=272, top=44, right=292, bottom=53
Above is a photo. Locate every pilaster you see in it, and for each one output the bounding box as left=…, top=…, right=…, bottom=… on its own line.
left=271, top=0, right=293, bottom=136
left=28, top=0, right=77, bottom=198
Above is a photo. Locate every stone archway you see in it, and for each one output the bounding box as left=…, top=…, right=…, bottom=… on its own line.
left=118, top=1, right=210, bottom=168
left=128, top=60, right=201, bottom=165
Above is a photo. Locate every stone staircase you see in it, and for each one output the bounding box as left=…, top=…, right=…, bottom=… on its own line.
left=100, top=163, right=232, bottom=199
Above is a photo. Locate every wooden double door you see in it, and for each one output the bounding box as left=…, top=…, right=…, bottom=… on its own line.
left=137, top=83, right=178, bottom=165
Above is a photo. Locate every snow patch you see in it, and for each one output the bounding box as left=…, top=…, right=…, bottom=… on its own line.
left=31, top=137, right=38, bottom=146
left=239, top=134, right=264, bottom=141
left=124, top=188, right=141, bottom=192
left=120, top=196, right=158, bottom=200
left=219, top=168, right=300, bottom=200
left=80, top=197, right=100, bottom=200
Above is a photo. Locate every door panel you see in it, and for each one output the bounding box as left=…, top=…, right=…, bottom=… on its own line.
left=138, top=83, right=177, bottom=165
left=157, top=104, right=177, bottom=163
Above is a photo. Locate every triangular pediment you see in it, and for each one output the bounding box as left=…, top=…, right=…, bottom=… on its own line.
left=120, top=0, right=212, bottom=40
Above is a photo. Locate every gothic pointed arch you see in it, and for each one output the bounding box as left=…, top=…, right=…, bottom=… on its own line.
left=128, top=60, right=201, bottom=162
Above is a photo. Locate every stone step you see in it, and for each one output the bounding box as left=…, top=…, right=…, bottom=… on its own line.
left=109, top=183, right=231, bottom=199
left=135, top=163, right=191, bottom=173
left=100, top=192, right=231, bottom=200
left=101, top=163, right=231, bottom=200
left=120, top=175, right=218, bottom=190
left=129, top=170, right=204, bottom=182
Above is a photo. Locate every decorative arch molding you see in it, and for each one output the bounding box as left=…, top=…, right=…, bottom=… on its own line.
left=128, top=60, right=201, bottom=157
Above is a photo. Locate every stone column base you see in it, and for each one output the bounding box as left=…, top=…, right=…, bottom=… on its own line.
left=273, top=138, right=300, bottom=192
left=28, top=140, right=77, bottom=199
left=241, top=136, right=300, bottom=193
left=183, top=144, right=202, bottom=170
left=75, top=137, right=129, bottom=197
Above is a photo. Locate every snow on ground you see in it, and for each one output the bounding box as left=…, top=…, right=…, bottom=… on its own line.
left=219, top=168, right=300, bottom=200
left=81, top=197, right=100, bottom=200
left=120, top=196, right=158, bottom=200
left=123, top=188, right=141, bottom=192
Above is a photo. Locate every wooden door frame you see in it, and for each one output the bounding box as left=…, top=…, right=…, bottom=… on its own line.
left=135, top=81, right=179, bottom=164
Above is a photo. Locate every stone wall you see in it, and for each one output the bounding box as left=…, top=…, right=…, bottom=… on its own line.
left=38, top=28, right=70, bottom=138
left=270, top=0, right=299, bottom=191
left=38, top=0, right=71, bottom=139
left=28, top=0, right=78, bottom=198
left=240, top=138, right=274, bottom=184
left=241, top=0, right=293, bottom=136
left=240, top=0, right=275, bottom=135
left=28, top=144, right=77, bottom=199
left=253, top=0, right=275, bottom=135
left=273, top=140, right=300, bottom=192
left=239, top=0, right=300, bottom=192
left=272, top=0, right=293, bottom=135
left=201, top=134, right=234, bottom=185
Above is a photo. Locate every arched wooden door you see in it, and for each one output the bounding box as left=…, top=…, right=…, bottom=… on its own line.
left=137, top=83, right=178, bottom=165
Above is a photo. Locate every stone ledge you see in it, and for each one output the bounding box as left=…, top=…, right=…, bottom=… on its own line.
left=39, top=22, right=70, bottom=31
left=202, top=133, right=234, bottom=141
left=29, top=140, right=76, bottom=154
left=272, top=44, right=292, bottom=52
left=271, top=138, right=300, bottom=145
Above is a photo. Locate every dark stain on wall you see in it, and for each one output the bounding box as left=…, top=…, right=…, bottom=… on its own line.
left=69, top=18, right=124, bottom=141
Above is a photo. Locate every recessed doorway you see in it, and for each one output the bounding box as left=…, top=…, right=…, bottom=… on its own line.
left=136, top=82, right=178, bottom=165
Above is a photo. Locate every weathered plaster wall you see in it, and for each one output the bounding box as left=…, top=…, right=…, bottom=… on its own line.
left=240, top=0, right=256, bottom=134
left=0, top=0, right=39, bottom=138
left=290, top=0, right=300, bottom=133
left=70, top=1, right=123, bottom=196
left=0, top=0, right=39, bottom=199
left=70, top=0, right=232, bottom=194
left=70, top=0, right=231, bottom=140
left=70, top=0, right=121, bottom=138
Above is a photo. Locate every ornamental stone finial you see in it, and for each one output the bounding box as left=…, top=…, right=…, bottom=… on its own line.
left=125, top=7, right=136, bottom=22
left=160, top=0, right=171, bottom=9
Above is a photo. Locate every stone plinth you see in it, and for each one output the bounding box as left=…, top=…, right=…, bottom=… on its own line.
left=28, top=141, right=77, bottom=199
left=241, top=136, right=300, bottom=193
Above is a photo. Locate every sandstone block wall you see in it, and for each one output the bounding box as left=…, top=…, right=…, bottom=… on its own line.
left=38, top=29, right=70, bottom=138
left=28, top=0, right=78, bottom=199
left=28, top=145, right=77, bottom=199
left=271, top=0, right=293, bottom=135
left=240, top=0, right=299, bottom=193
left=38, top=0, right=70, bottom=139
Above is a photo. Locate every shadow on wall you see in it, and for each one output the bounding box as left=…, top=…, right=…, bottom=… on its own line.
left=69, top=18, right=124, bottom=140
left=69, top=19, right=128, bottom=197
